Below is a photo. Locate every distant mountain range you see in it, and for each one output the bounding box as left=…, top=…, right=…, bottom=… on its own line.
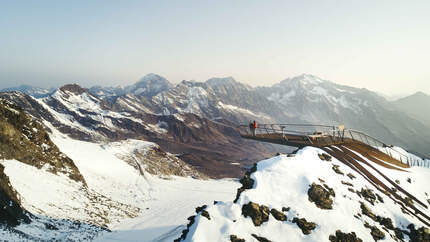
left=1, top=73, right=429, bottom=159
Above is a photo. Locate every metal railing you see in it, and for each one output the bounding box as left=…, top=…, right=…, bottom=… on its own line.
left=344, top=129, right=426, bottom=168
left=238, top=123, right=429, bottom=168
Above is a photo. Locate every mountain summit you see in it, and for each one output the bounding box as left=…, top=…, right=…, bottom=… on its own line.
left=125, top=73, right=173, bottom=97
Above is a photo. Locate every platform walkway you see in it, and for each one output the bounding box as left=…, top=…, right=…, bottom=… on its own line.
left=238, top=123, right=425, bottom=168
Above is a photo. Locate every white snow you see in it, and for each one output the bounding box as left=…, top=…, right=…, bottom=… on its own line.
left=95, top=177, right=238, bottom=242
left=217, top=102, right=271, bottom=120
left=0, top=125, right=239, bottom=241
left=184, top=147, right=430, bottom=242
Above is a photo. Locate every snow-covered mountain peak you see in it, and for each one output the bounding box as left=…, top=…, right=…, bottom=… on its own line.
left=59, top=84, right=89, bottom=96
left=279, top=74, right=328, bottom=88
left=206, top=77, right=237, bottom=87
left=0, top=84, right=55, bottom=98
left=126, top=73, right=173, bottom=97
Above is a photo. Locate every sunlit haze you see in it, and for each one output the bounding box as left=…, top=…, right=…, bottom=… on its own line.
left=1, top=0, right=429, bottom=95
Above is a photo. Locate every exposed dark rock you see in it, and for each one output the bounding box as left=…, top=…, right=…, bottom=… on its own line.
left=329, top=230, right=363, bottom=242
left=370, top=227, right=385, bottom=241
left=375, top=194, right=384, bottom=203
left=318, top=153, right=332, bottom=162
left=323, top=184, right=336, bottom=197
left=0, top=99, right=86, bottom=184
left=358, top=188, right=377, bottom=205
left=270, top=208, right=286, bottom=221
left=242, top=202, right=270, bottom=226
left=195, top=205, right=207, bottom=214
left=0, top=163, right=31, bottom=226
left=174, top=215, right=196, bottom=242
left=395, top=179, right=400, bottom=184
left=404, top=197, right=414, bottom=207
left=60, top=84, right=88, bottom=96
left=347, top=173, right=356, bottom=180
left=308, top=183, right=334, bottom=209
left=332, top=165, right=344, bottom=175
left=201, top=210, right=211, bottom=220
left=427, top=199, right=430, bottom=206
left=45, top=223, right=59, bottom=230
left=360, top=202, right=376, bottom=221
left=377, top=217, right=394, bottom=230
left=195, top=205, right=210, bottom=220
left=230, top=235, right=245, bottom=242
left=394, top=228, right=404, bottom=240
left=407, top=178, right=412, bottom=183
left=234, top=163, right=257, bottom=203
left=282, top=207, right=290, bottom=212
left=348, top=188, right=355, bottom=193
left=292, top=217, right=316, bottom=235
left=407, top=224, right=430, bottom=242
left=341, top=181, right=354, bottom=187
left=251, top=234, right=272, bottom=242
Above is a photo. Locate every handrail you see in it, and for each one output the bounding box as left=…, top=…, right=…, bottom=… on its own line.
left=237, top=123, right=427, bottom=168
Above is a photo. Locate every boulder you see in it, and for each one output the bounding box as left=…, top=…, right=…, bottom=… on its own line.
left=329, top=230, right=363, bottom=242
left=230, top=235, right=245, bottom=242
left=242, top=202, right=269, bottom=226
left=270, top=208, right=287, bottom=221
left=308, top=183, right=334, bottom=209
left=292, top=217, right=316, bottom=235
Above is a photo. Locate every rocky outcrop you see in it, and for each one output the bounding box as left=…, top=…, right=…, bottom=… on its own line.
left=308, top=183, right=335, bottom=209
left=332, top=164, right=344, bottom=175
left=0, top=99, right=85, bottom=184
left=408, top=224, right=430, bottom=242
left=234, top=163, right=257, bottom=202
left=329, top=230, right=363, bottom=242
left=360, top=202, right=376, bottom=221
left=363, top=222, right=385, bottom=241
left=270, top=208, right=286, bottom=221
left=242, top=202, right=270, bottom=226
left=230, top=235, right=245, bottom=242
left=318, top=153, right=332, bottom=162
left=0, top=164, right=30, bottom=226
left=292, top=217, right=316, bottom=235
left=251, top=234, right=272, bottom=242
left=358, top=188, right=377, bottom=205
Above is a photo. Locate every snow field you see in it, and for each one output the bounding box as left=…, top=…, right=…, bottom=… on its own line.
left=184, top=147, right=430, bottom=242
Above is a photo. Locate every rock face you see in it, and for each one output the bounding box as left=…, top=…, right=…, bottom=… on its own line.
left=0, top=164, right=30, bottom=226
left=0, top=99, right=85, bottom=184
left=0, top=90, right=280, bottom=178
left=408, top=224, right=430, bottom=242
left=308, top=183, right=335, bottom=209
left=234, top=163, right=257, bottom=202
left=242, top=202, right=270, bottom=226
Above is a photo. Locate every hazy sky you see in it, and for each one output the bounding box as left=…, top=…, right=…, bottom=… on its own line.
left=1, top=0, right=429, bottom=95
